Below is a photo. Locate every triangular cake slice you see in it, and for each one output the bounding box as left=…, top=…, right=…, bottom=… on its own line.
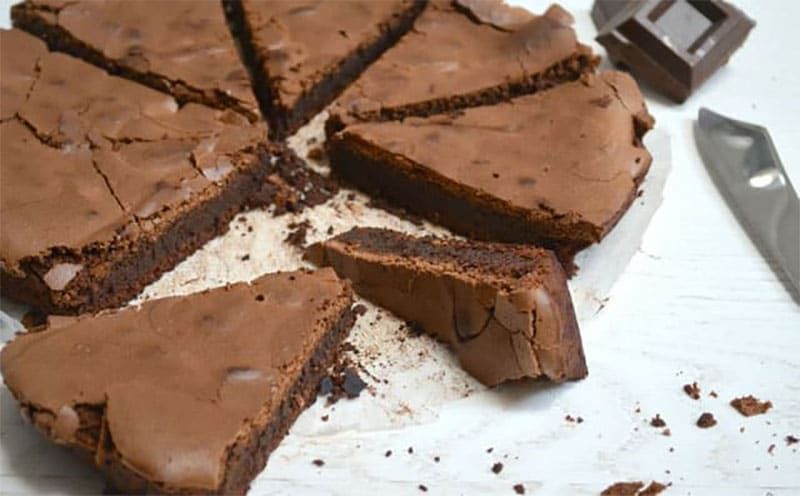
left=308, top=228, right=587, bottom=386
left=12, top=0, right=261, bottom=122
left=1, top=269, right=355, bottom=494
left=326, top=0, right=598, bottom=132
left=327, top=71, right=654, bottom=268
left=227, top=0, right=426, bottom=137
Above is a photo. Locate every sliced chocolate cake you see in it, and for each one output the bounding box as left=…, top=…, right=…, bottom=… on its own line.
left=225, top=0, right=426, bottom=137
left=1, top=269, right=355, bottom=495
left=12, top=0, right=260, bottom=121
left=0, top=28, right=294, bottom=314
left=308, top=228, right=587, bottom=386
left=327, top=72, right=654, bottom=268
left=326, top=0, right=598, bottom=132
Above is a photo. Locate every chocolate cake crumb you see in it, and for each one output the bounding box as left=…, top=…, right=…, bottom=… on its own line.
left=730, top=395, right=773, bottom=417
left=786, top=435, right=799, bottom=445
left=312, top=459, right=325, bottom=467
left=434, top=456, right=440, bottom=463
left=307, top=146, right=326, bottom=162
left=327, top=226, right=335, bottom=235
left=307, top=137, right=318, bottom=146
left=513, top=483, right=525, bottom=494
left=320, top=356, right=368, bottom=405
left=406, top=321, right=425, bottom=338
left=650, top=414, right=666, bottom=428
left=321, top=415, right=329, bottom=422
left=492, top=462, right=504, bottom=474
left=385, top=450, right=392, bottom=457
left=285, top=220, right=312, bottom=248
left=565, top=414, right=575, bottom=422
left=697, top=412, right=717, bottom=428
left=240, top=254, right=250, bottom=261
left=709, top=390, right=718, bottom=398
left=661, top=428, right=671, bottom=437
left=408, top=446, right=414, bottom=454
left=768, top=444, right=776, bottom=455
left=418, top=484, right=427, bottom=492
left=639, top=481, right=668, bottom=496
left=20, top=309, right=47, bottom=330
left=487, top=447, right=494, bottom=453
left=353, top=304, right=368, bottom=316
left=683, top=382, right=701, bottom=400
left=346, top=192, right=356, bottom=201
left=600, top=481, right=644, bottom=496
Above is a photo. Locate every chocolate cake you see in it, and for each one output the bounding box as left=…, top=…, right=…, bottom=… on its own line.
left=307, top=227, right=587, bottom=386
left=0, top=29, right=295, bottom=314
left=1, top=269, right=355, bottom=494
left=225, top=0, right=426, bottom=138
left=326, top=0, right=598, bottom=133
left=327, top=72, right=654, bottom=266
left=12, top=0, right=260, bottom=122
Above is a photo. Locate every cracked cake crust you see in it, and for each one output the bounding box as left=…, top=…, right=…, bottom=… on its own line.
left=0, top=29, right=294, bottom=315
left=307, top=227, right=587, bottom=386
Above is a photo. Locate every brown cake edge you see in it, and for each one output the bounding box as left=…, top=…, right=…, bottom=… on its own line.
left=325, top=50, right=599, bottom=135
left=10, top=1, right=260, bottom=123
left=223, top=0, right=427, bottom=139
left=326, top=133, right=597, bottom=270
left=3, top=288, right=356, bottom=495
left=0, top=147, right=291, bottom=315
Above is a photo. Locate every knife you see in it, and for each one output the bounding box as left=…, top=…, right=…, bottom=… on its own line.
left=694, top=107, right=800, bottom=303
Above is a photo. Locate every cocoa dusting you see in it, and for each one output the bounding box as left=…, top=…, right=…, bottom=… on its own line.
left=730, top=395, right=773, bottom=417
left=697, top=412, right=717, bottom=428
left=683, top=382, right=700, bottom=400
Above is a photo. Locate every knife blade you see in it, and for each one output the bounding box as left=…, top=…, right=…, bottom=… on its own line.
left=694, top=107, right=800, bottom=303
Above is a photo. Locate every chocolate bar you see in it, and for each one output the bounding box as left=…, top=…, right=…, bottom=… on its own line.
left=592, top=0, right=754, bottom=102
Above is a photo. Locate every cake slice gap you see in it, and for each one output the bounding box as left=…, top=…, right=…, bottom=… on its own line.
left=1, top=269, right=356, bottom=495
left=307, top=227, right=587, bottom=386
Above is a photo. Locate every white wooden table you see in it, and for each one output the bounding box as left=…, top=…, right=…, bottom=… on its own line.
left=1, top=1, right=798, bottom=495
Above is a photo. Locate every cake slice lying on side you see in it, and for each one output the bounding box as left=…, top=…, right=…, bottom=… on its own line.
left=326, top=0, right=598, bottom=133
left=307, top=228, right=586, bottom=386
left=327, top=71, right=654, bottom=268
left=1, top=269, right=355, bottom=495
left=225, top=0, right=426, bottom=138
left=12, top=0, right=261, bottom=122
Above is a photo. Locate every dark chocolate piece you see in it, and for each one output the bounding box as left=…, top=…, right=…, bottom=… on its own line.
left=307, top=227, right=587, bottom=386
left=326, top=1, right=597, bottom=132
left=12, top=0, right=260, bottom=121
left=225, top=0, right=426, bottom=138
left=1, top=269, right=355, bottom=495
left=327, top=72, right=653, bottom=267
left=592, top=0, right=755, bottom=102
left=0, top=29, right=293, bottom=315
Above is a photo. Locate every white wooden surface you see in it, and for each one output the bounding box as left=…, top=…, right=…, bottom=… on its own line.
left=1, top=1, right=799, bottom=495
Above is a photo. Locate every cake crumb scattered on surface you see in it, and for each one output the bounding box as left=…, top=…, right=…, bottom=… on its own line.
left=434, top=456, right=440, bottom=463
left=600, top=480, right=667, bottom=496
left=307, top=145, right=326, bottom=161
left=513, top=483, right=525, bottom=494
left=321, top=414, right=329, bottom=422
left=285, top=220, right=312, bottom=248
left=600, top=481, right=644, bottom=496
left=683, top=382, right=700, bottom=399
left=661, top=428, right=671, bottom=437
left=697, top=412, right=717, bottom=428
left=312, top=459, right=325, bottom=467
left=768, top=444, right=776, bottom=455
left=786, top=435, right=799, bottom=445
left=353, top=303, right=368, bottom=316
left=650, top=414, right=666, bottom=428
left=487, top=447, right=494, bottom=453
left=418, top=484, right=427, bottom=492
left=492, top=462, right=504, bottom=474
left=730, top=395, right=773, bottom=416
left=709, top=390, right=718, bottom=398
left=408, top=446, right=414, bottom=454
